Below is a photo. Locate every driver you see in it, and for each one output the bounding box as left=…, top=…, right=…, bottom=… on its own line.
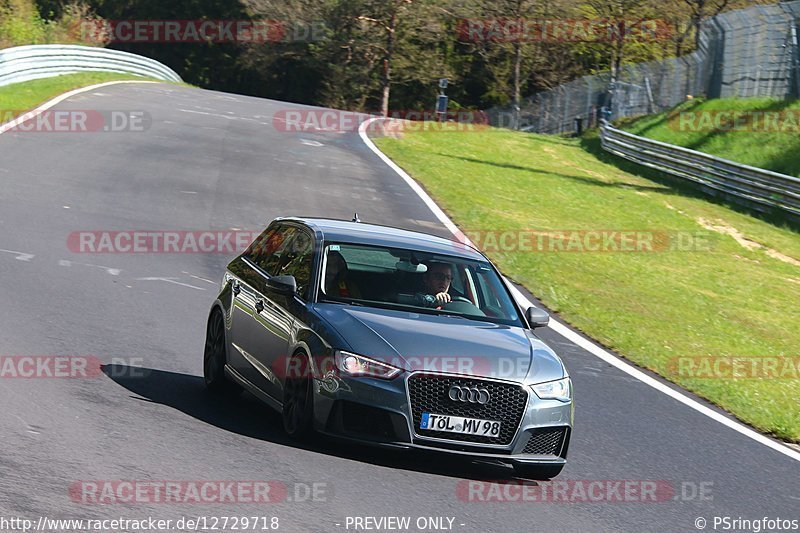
left=414, top=262, right=454, bottom=308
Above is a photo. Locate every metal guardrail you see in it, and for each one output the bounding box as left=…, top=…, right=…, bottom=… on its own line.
left=0, top=44, right=182, bottom=87
left=599, top=120, right=800, bottom=220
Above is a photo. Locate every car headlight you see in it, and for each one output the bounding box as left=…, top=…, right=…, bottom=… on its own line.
left=531, top=377, right=572, bottom=402
left=335, top=351, right=402, bottom=380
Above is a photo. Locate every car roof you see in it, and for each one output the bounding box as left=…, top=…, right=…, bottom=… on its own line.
left=278, top=216, right=486, bottom=260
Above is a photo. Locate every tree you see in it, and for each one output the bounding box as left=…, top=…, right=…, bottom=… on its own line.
left=457, top=0, right=590, bottom=126
left=579, top=0, right=662, bottom=83
left=332, top=0, right=449, bottom=114
left=241, top=0, right=450, bottom=113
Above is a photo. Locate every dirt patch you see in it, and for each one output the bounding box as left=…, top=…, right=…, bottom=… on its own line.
left=697, top=217, right=800, bottom=268
left=766, top=249, right=800, bottom=267
left=697, top=218, right=761, bottom=251
left=664, top=202, right=688, bottom=216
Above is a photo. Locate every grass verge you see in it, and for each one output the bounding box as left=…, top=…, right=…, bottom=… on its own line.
left=373, top=126, right=800, bottom=442
left=619, top=97, right=800, bottom=178
left=0, top=72, right=166, bottom=122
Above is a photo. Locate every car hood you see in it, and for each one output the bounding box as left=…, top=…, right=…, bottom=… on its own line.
left=314, top=304, right=566, bottom=383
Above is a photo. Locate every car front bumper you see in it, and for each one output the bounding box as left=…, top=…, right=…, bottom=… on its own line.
left=312, top=371, right=573, bottom=464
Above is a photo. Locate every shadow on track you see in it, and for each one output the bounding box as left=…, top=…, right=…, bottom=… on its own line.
left=103, top=364, right=530, bottom=482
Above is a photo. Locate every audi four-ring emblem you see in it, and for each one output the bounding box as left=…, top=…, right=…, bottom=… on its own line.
left=448, top=385, right=491, bottom=405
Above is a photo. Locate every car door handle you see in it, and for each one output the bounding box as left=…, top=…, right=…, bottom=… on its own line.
left=255, top=299, right=265, bottom=313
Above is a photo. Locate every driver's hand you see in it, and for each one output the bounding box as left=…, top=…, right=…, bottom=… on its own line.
left=433, top=292, right=451, bottom=306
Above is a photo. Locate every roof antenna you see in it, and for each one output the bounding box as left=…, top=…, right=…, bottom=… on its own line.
left=352, top=213, right=361, bottom=223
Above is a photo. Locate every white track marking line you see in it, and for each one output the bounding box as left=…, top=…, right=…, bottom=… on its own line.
left=0, top=249, right=34, bottom=261
left=178, top=109, right=238, bottom=120
left=58, top=259, right=120, bottom=276
left=0, top=81, right=161, bottom=136
left=300, top=139, right=324, bottom=147
left=182, top=271, right=217, bottom=285
left=178, top=108, right=271, bottom=126
left=136, top=277, right=206, bottom=291
left=358, top=116, right=800, bottom=463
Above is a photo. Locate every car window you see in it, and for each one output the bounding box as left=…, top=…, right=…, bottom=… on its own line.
left=246, top=224, right=314, bottom=299
left=246, top=224, right=298, bottom=275
left=320, top=242, right=522, bottom=326
left=275, top=229, right=314, bottom=299
left=473, top=264, right=516, bottom=318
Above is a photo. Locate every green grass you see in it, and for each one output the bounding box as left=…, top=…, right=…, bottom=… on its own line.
left=374, top=126, right=800, bottom=442
left=0, top=72, right=167, bottom=122
left=0, top=0, right=107, bottom=48
left=620, top=97, right=800, bottom=178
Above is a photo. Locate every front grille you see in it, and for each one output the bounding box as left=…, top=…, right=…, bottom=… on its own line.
left=408, top=373, right=528, bottom=445
left=522, top=428, right=567, bottom=455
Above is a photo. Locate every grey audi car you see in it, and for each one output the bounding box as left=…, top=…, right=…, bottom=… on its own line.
left=203, top=216, right=573, bottom=479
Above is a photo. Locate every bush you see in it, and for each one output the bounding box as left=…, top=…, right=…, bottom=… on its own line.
left=0, top=0, right=106, bottom=48
left=0, top=0, right=47, bottom=47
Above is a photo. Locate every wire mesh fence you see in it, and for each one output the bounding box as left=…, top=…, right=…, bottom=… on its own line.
left=496, top=1, right=800, bottom=134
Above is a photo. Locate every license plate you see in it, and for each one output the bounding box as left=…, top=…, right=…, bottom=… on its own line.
left=420, top=412, right=501, bottom=437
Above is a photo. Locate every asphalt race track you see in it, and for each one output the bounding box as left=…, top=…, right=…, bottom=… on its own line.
left=0, top=82, right=798, bottom=533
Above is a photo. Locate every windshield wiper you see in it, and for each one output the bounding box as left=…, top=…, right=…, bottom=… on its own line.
left=321, top=298, right=364, bottom=306
left=435, top=310, right=500, bottom=324
left=435, top=312, right=472, bottom=320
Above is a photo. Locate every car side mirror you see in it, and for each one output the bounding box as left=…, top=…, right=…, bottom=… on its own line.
left=525, top=306, right=550, bottom=329
left=266, top=275, right=297, bottom=296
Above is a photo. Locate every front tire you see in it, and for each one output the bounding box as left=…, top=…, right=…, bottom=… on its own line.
left=203, top=310, right=241, bottom=396
left=512, top=463, right=564, bottom=480
left=282, top=352, right=315, bottom=439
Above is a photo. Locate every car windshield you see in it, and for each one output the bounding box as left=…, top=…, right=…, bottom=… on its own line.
left=318, top=242, right=523, bottom=326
